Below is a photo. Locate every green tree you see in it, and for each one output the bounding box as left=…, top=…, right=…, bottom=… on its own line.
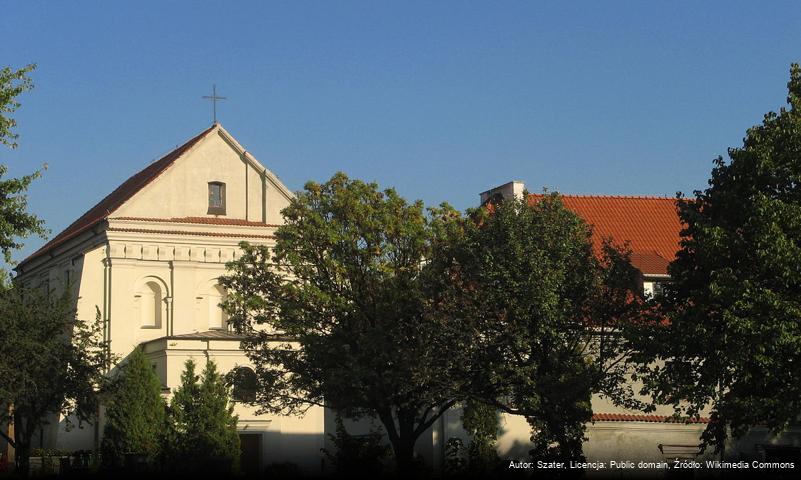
left=168, top=359, right=240, bottom=473
left=220, top=172, right=476, bottom=474
left=165, top=359, right=200, bottom=469
left=0, top=286, right=110, bottom=476
left=631, top=63, right=801, bottom=453
left=451, top=193, right=646, bottom=463
left=322, top=415, right=390, bottom=476
left=0, top=64, right=46, bottom=280
left=461, top=399, right=499, bottom=476
left=101, top=347, right=166, bottom=469
left=0, top=64, right=35, bottom=149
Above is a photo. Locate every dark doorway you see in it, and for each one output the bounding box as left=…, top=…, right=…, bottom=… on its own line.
left=239, top=433, right=261, bottom=476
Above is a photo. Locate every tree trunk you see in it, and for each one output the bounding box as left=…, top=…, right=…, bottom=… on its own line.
left=16, top=442, right=30, bottom=478
left=376, top=408, right=421, bottom=476
left=13, top=413, right=34, bottom=478
left=390, top=436, right=417, bottom=476
left=14, top=432, right=33, bottom=478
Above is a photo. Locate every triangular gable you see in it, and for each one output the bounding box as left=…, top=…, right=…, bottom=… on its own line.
left=214, top=125, right=294, bottom=202
left=110, top=124, right=293, bottom=221
left=20, top=125, right=219, bottom=265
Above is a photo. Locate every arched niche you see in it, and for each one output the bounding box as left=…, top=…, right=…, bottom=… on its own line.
left=195, top=280, right=229, bottom=331
left=207, top=284, right=228, bottom=330
left=133, top=276, right=169, bottom=329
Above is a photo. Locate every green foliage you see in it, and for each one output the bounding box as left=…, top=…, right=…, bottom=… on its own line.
left=444, top=438, right=466, bottom=476
left=222, top=172, right=645, bottom=471
left=221, top=172, right=476, bottom=473
left=30, top=448, right=70, bottom=458
left=0, top=63, right=46, bottom=271
left=0, top=165, right=47, bottom=268
left=448, top=193, right=646, bottom=462
left=225, top=365, right=258, bottom=403
left=322, top=415, right=390, bottom=476
left=0, top=64, right=35, bottom=149
left=462, top=399, right=499, bottom=475
left=101, top=347, right=166, bottom=468
left=631, top=63, right=801, bottom=452
left=0, top=286, right=110, bottom=476
left=167, top=359, right=240, bottom=473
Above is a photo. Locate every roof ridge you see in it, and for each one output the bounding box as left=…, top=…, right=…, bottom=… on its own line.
left=529, top=193, right=676, bottom=200
left=18, top=124, right=218, bottom=268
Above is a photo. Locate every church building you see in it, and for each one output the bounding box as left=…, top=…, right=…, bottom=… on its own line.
left=14, top=124, right=323, bottom=474
left=10, top=125, right=799, bottom=475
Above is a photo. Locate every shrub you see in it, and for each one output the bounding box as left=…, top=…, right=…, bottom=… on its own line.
left=322, top=415, right=390, bottom=476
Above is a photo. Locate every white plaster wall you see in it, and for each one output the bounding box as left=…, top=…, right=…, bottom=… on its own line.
left=247, top=164, right=264, bottom=223
left=585, top=423, right=710, bottom=462
left=265, top=183, right=290, bottom=225
left=101, top=238, right=259, bottom=356
left=74, top=246, right=105, bottom=325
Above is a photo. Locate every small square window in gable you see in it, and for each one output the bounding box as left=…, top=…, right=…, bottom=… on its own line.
left=208, top=181, right=226, bottom=215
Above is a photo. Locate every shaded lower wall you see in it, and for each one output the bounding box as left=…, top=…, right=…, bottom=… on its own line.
left=47, top=407, right=326, bottom=475
left=35, top=405, right=801, bottom=477
left=321, top=406, right=720, bottom=475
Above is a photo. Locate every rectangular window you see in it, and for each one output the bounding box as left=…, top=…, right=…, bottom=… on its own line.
left=208, top=182, right=226, bottom=215
left=643, top=281, right=666, bottom=298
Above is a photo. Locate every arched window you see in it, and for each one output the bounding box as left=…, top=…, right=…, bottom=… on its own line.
left=207, top=284, right=228, bottom=330
left=136, top=280, right=166, bottom=328
left=228, top=367, right=258, bottom=403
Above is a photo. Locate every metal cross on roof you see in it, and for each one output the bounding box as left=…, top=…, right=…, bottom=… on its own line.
left=202, top=84, right=227, bottom=124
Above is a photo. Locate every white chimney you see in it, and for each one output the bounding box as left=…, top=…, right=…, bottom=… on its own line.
left=479, top=181, right=526, bottom=205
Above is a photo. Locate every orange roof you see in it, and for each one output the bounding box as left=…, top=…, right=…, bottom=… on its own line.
left=592, top=413, right=708, bottom=424
left=529, top=194, right=682, bottom=275
left=20, top=125, right=217, bottom=267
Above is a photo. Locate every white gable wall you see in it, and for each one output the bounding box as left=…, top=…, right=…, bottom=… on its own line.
left=113, top=129, right=290, bottom=222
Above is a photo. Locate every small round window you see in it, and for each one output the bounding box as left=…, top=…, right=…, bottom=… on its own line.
left=228, top=366, right=258, bottom=403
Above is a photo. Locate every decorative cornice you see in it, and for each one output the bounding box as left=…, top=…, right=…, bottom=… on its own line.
left=106, top=227, right=274, bottom=239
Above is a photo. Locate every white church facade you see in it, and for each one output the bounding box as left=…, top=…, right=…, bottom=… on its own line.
left=10, top=125, right=799, bottom=475
left=13, top=124, right=326, bottom=474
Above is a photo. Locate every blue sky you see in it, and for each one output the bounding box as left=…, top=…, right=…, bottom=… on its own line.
left=3, top=1, right=801, bottom=263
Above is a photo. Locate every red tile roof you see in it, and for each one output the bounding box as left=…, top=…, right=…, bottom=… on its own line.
left=20, top=125, right=218, bottom=266
left=591, top=413, right=709, bottom=424
left=529, top=194, right=682, bottom=275
left=629, top=251, right=671, bottom=275
left=106, top=227, right=274, bottom=240
left=113, top=216, right=280, bottom=227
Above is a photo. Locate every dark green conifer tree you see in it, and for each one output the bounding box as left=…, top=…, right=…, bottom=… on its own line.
left=169, top=359, right=240, bottom=473
left=101, top=347, right=166, bottom=468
